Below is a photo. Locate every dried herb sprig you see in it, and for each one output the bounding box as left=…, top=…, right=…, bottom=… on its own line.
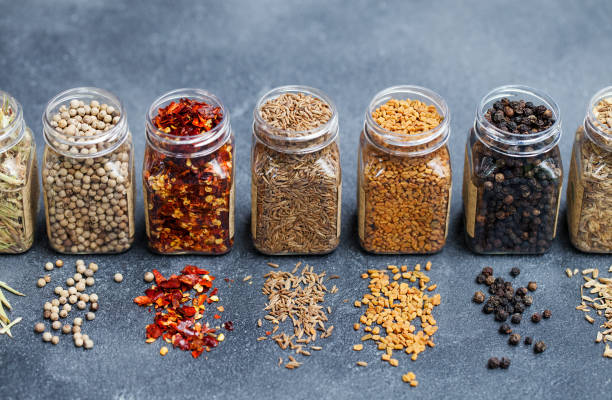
left=0, top=280, right=25, bottom=338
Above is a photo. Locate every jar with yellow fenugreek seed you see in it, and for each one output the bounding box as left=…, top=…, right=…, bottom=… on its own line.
left=358, top=86, right=452, bottom=254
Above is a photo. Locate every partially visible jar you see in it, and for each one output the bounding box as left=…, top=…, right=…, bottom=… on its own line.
left=42, top=87, right=135, bottom=254
left=0, top=91, right=38, bottom=253
left=463, top=85, right=563, bottom=254
left=251, top=86, right=341, bottom=255
left=567, top=87, right=612, bottom=253
left=358, top=86, right=452, bottom=254
left=144, top=89, right=234, bottom=255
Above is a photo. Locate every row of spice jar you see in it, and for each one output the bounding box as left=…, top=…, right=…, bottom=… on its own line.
left=0, top=85, right=609, bottom=255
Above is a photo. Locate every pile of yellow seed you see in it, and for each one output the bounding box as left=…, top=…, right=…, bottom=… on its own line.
left=353, top=261, right=441, bottom=386
left=372, top=99, right=442, bottom=134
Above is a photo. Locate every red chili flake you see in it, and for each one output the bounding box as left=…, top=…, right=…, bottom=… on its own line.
left=144, top=98, right=233, bottom=255
left=265, top=331, right=271, bottom=336
left=213, top=314, right=221, bottom=320
left=223, top=321, right=234, bottom=331
left=133, top=265, right=228, bottom=358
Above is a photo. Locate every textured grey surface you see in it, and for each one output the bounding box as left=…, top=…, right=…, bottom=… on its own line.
left=0, top=0, right=611, bottom=399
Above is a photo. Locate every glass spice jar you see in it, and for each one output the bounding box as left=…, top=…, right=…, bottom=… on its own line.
left=0, top=91, right=38, bottom=253
left=358, top=86, right=452, bottom=254
left=42, top=87, right=135, bottom=254
left=143, top=89, right=234, bottom=255
left=251, top=85, right=341, bottom=255
left=567, top=87, right=612, bottom=253
left=463, top=85, right=563, bottom=254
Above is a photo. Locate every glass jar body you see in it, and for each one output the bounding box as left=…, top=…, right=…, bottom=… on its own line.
left=358, top=131, right=451, bottom=254
left=42, top=134, right=135, bottom=254
left=567, top=127, right=612, bottom=253
left=0, top=126, right=38, bottom=253
left=251, top=136, right=341, bottom=255
left=463, top=128, right=563, bottom=254
left=143, top=133, right=235, bottom=255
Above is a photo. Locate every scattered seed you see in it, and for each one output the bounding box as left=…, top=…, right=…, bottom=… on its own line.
left=160, top=346, right=168, bottom=356
left=356, top=361, right=368, bottom=367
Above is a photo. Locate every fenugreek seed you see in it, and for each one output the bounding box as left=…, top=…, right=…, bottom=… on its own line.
left=353, top=344, right=363, bottom=351
left=389, top=358, right=399, bottom=367
left=356, top=361, right=368, bottom=367
left=160, top=346, right=168, bottom=356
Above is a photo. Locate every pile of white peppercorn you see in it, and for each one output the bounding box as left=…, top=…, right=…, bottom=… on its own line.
left=34, top=259, right=100, bottom=349
left=42, top=99, right=134, bottom=254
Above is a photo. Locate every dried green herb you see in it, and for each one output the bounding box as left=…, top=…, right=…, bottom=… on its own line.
left=0, top=280, right=25, bottom=338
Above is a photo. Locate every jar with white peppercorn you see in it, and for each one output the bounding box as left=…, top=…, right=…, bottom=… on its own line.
left=42, top=87, right=135, bottom=254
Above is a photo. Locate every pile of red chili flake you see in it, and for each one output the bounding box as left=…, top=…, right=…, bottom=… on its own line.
left=133, top=265, right=232, bottom=358
left=154, top=98, right=223, bottom=136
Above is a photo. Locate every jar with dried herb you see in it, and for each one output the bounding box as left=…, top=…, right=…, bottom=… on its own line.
left=567, top=87, right=612, bottom=253
left=144, top=89, right=234, bottom=255
left=0, top=91, right=38, bottom=253
left=251, top=86, right=341, bottom=255
left=463, top=85, right=563, bottom=254
left=358, top=86, right=452, bottom=254
left=42, top=87, right=135, bottom=254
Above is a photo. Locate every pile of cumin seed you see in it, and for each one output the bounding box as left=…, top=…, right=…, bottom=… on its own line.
left=259, top=261, right=338, bottom=369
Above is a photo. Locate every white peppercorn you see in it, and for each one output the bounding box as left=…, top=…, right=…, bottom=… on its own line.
left=76, top=281, right=86, bottom=292
left=113, top=273, right=123, bottom=283
left=62, top=324, right=72, bottom=334
left=73, top=317, right=83, bottom=326
left=66, top=277, right=75, bottom=286
left=37, top=278, right=46, bottom=288
left=86, top=312, right=95, bottom=321
left=42, top=332, right=52, bottom=342
left=74, top=337, right=84, bottom=347
left=59, top=296, right=67, bottom=305
left=72, top=325, right=81, bottom=334
left=51, top=321, right=61, bottom=330
left=80, top=293, right=90, bottom=303
left=59, top=310, right=68, bottom=318
left=84, top=339, right=94, bottom=349
left=77, top=301, right=86, bottom=310
left=55, top=260, right=63, bottom=268
left=34, top=323, right=45, bottom=333
left=85, top=277, right=95, bottom=286
left=89, top=263, right=98, bottom=272
left=45, top=262, right=54, bottom=271
left=84, top=269, right=94, bottom=277
left=68, top=295, right=78, bottom=304
left=43, top=302, right=52, bottom=311
left=63, top=304, right=71, bottom=312
left=90, top=302, right=98, bottom=312
left=89, top=293, right=98, bottom=303
left=50, top=306, right=59, bottom=314
left=54, top=286, right=62, bottom=295
left=50, top=312, right=59, bottom=321
left=43, top=275, right=51, bottom=283
left=144, top=271, right=154, bottom=282
left=73, top=273, right=83, bottom=281
left=51, top=298, right=60, bottom=307
left=42, top=95, right=134, bottom=254
left=51, top=336, right=59, bottom=345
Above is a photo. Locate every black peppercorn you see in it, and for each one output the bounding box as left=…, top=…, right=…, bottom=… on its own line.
left=482, top=266, right=493, bottom=276
left=516, top=287, right=528, bottom=297
left=499, top=323, right=512, bottom=334
left=534, top=341, right=547, bottom=353
left=476, top=274, right=486, bottom=284
left=527, top=281, right=537, bottom=291
left=500, top=357, right=511, bottom=369
left=510, top=313, right=522, bottom=324
left=524, top=336, right=533, bottom=346
left=542, top=309, right=551, bottom=319
left=487, top=357, right=500, bottom=369
left=508, top=333, right=521, bottom=346
left=523, top=295, right=533, bottom=306
left=495, top=309, right=509, bottom=322
left=531, top=312, right=541, bottom=323
left=509, top=267, right=520, bottom=277
left=473, top=291, right=486, bottom=304
left=485, top=275, right=495, bottom=286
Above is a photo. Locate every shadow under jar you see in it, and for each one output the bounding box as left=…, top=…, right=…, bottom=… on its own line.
left=251, top=86, right=341, bottom=255
left=463, top=85, right=563, bottom=255
left=42, top=87, right=135, bottom=254
left=0, top=91, right=38, bottom=253
left=358, top=86, right=452, bottom=254
left=567, top=87, right=612, bottom=253
left=143, top=89, right=234, bottom=255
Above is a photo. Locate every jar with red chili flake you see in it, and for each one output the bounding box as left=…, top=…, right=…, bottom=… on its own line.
left=143, top=89, right=234, bottom=255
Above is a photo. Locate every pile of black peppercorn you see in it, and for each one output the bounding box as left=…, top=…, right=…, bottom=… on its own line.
left=466, top=98, right=562, bottom=254
left=472, top=266, right=549, bottom=370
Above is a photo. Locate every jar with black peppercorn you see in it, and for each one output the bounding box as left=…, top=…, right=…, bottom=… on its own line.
left=463, top=85, right=563, bottom=254
left=42, top=88, right=135, bottom=254
left=143, top=89, right=234, bottom=255
left=567, top=87, right=612, bottom=253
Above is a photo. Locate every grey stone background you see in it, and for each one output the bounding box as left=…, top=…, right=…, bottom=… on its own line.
left=0, top=0, right=611, bottom=399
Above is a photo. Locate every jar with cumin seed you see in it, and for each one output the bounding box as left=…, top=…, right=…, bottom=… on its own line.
left=463, top=85, right=563, bottom=254
left=143, top=89, right=234, bottom=255
left=0, top=91, right=38, bottom=253
left=42, top=87, right=135, bottom=254
left=251, top=86, right=341, bottom=255
left=567, top=87, right=612, bottom=253
left=358, top=86, right=452, bottom=254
